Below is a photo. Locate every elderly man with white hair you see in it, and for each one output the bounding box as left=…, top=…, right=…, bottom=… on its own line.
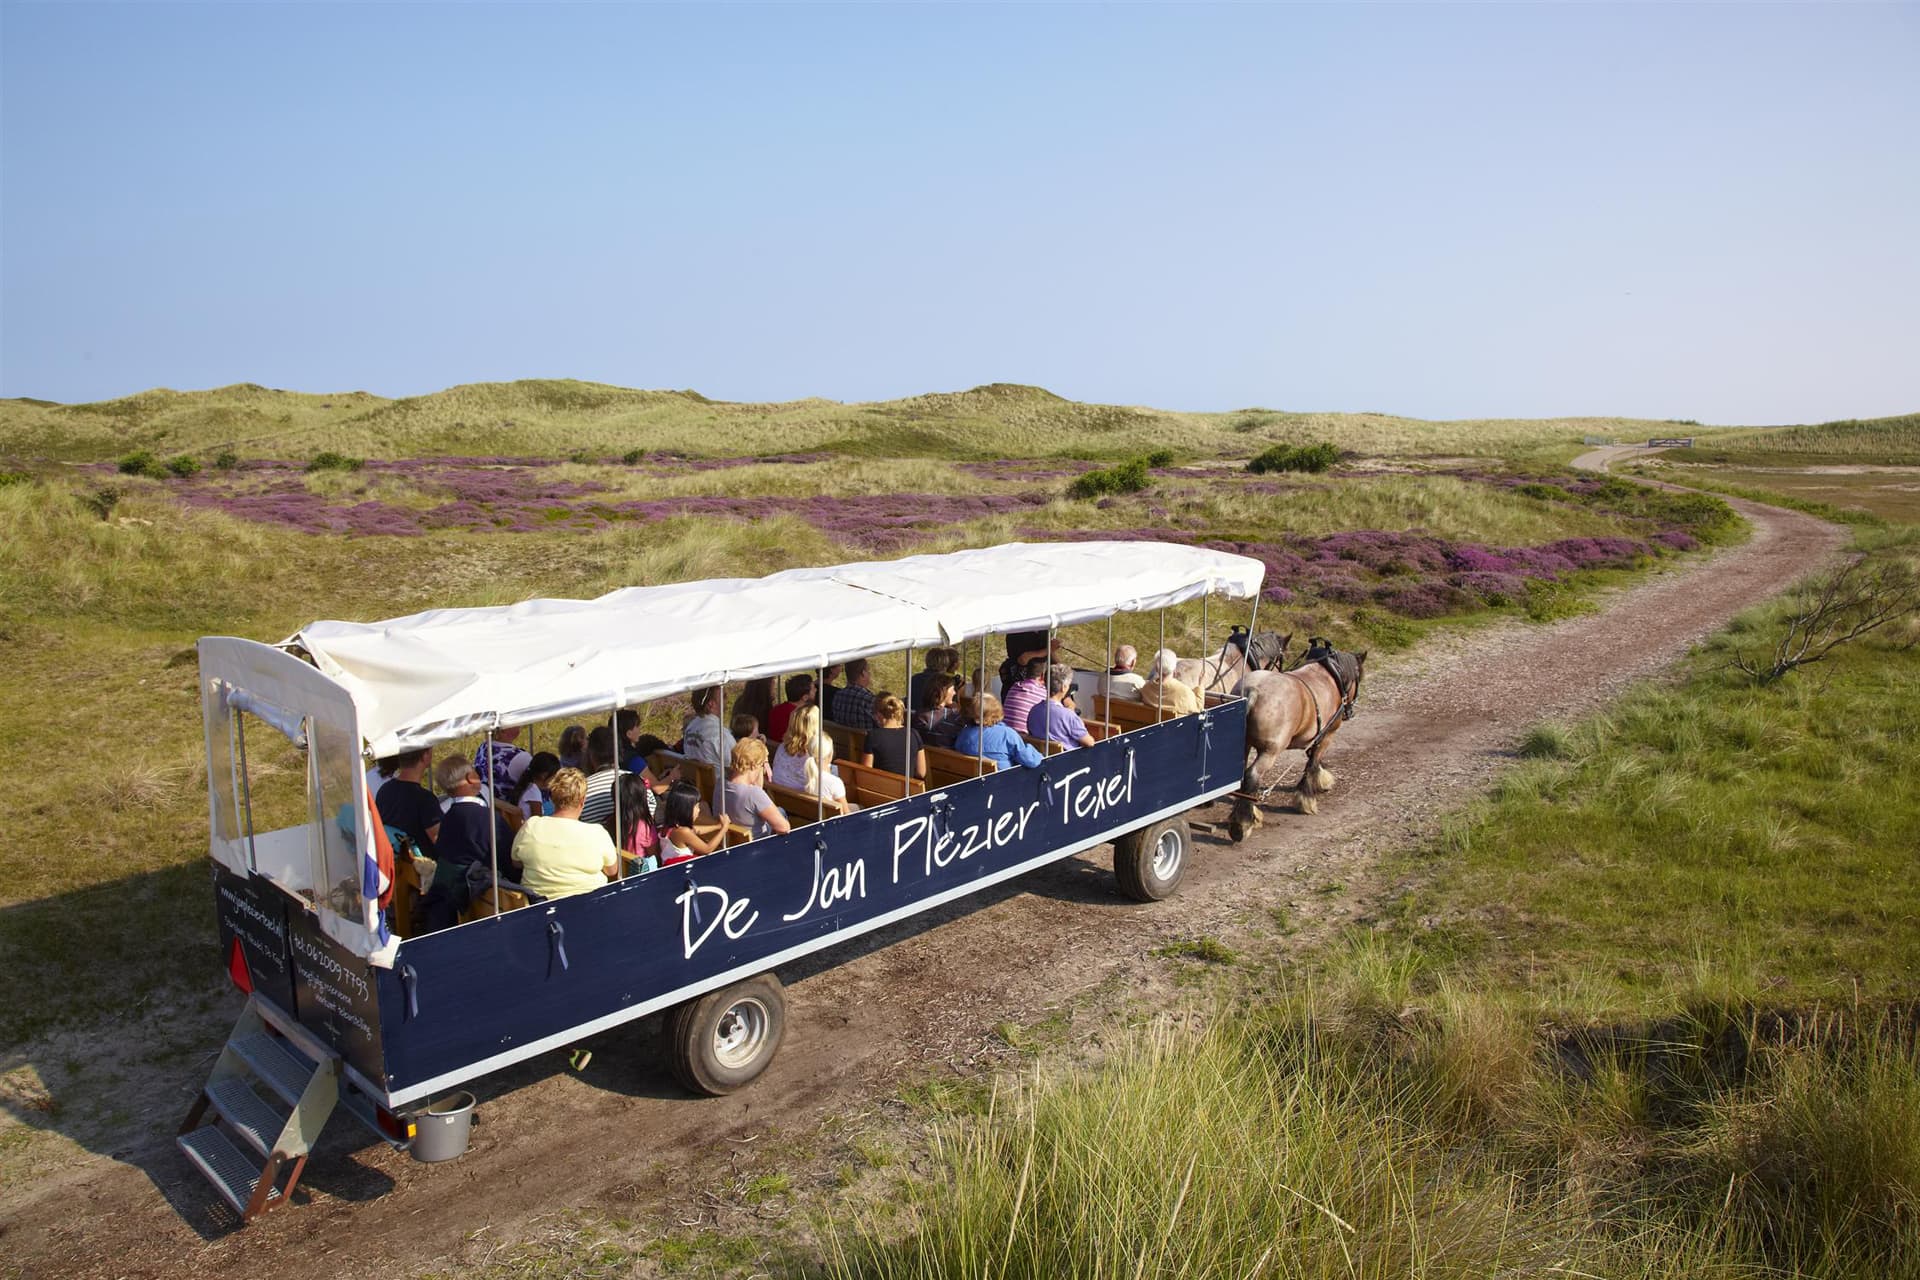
left=1090, top=640, right=1144, bottom=710
left=1138, top=648, right=1200, bottom=717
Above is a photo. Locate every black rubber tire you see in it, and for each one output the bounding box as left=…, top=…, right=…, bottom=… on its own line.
left=1112, top=815, right=1191, bottom=902
left=664, top=973, right=786, bottom=1096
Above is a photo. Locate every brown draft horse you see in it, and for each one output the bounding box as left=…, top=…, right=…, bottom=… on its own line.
left=1227, top=640, right=1367, bottom=841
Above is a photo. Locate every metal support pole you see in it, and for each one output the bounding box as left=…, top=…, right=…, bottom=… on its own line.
left=1158, top=608, right=1167, bottom=723
left=234, top=710, right=259, bottom=873
left=486, top=727, right=500, bottom=917
left=717, top=680, right=729, bottom=841
left=610, top=708, right=621, bottom=878
left=816, top=668, right=826, bottom=825
left=1202, top=590, right=1211, bottom=694
left=975, top=633, right=987, bottom=776
left=1041, top=624, right=1055, bottom=747
left=903, top=644, right=913, bottom=800
left=1104, top=614, right=1114, bottom=724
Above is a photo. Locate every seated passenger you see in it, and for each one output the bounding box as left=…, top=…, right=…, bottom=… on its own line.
left=724, top=739, right=792, bottom=839
left=731, top=712, right=764, bottom=748
left=473, top=726, right=531, bottom=800
left=908, top=646, right=958, bottom=713
left=658, top=781, right=724, bottom=865
left=613, top=771, right=663, bottom=870
left=860, top=693, right=926, bottom=780
left=555, top=724, right=588, bottom=771
left=508, top=751, right=561, bottom=820
left=682, top=685, right=737, bottom=770
left=1138, top=648, right=1200, bottom=717
left=616, top=708, right=650, bottom=771
left=578, top=726, right=628, bottom=826
left=953, top=693, right=1046, bottom=771
left=999, top=657, right=1049, bottom=735
left=513, top=768, right=618, bottom=899
left=768, top=673, right=814, bottom=742
left=829, top=659, right=877, bottom=730
left=375, top=748, right=441, bottom=857
left=1030, top=664, right=1097, bottom=750
left=423, top=754, right=518, bottom=930
left=771, top=705, right=851, bottom=807
left=1101, top=645, right=1146, bottom=703
left=818, top=664, right=845, bottom=720
left=913, top=673, right=963, bottom=748
left=730, top=677, right=777, bottom=736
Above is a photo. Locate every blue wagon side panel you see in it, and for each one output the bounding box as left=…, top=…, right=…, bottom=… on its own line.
left=378, top=706, right=1244, bottom=1104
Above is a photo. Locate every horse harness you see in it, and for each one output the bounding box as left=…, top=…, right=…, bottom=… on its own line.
left=1235, top=638, right=1363, bottom=805
left=1292, top=637, right=1361, bottom=754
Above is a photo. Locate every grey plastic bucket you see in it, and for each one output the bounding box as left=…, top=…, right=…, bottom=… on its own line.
left=410, top=1091, right=476, bottom=1163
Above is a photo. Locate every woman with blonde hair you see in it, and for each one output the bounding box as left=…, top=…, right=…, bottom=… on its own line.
left=770, top=704, right=849, bottom=806
left=724, top=738, right=792, bottom=839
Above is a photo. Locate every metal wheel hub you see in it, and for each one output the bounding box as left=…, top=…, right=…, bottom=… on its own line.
left=1151, top=828, right=1184, bottom=879
left=714, top=998, right=770, bottom=1067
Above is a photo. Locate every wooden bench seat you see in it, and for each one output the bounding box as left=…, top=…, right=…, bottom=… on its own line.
left=823, top=721, right=867, bottom=764
left=924, top=745, right=996, bottom=788
left=832, top=758, right=925, bottom=808
left=766, top=780, right=851, bottom=826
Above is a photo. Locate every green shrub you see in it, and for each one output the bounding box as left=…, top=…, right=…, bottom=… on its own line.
left=621, top=448, right=645, bottom=465
left=305, top=451, right=363, bottom=473
left=213, top=450, right=239, bottom=471
left=1144, top=448, right=1176, bottom=468
left=1067, top=457, right=1151, bottom=500
left=0, top=470, right=30, bottom=488
left=1247, top=441, right=1340, bottom=474
left=83, top=485, right=121, bottom=520
left=116, top=450, right=166, bottom=478
left=164, top=455, right=201, bottom=478
left=1515, top=482, right=1568, bottom=502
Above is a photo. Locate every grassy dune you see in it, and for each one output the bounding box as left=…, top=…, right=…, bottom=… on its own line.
left=1707, top=412, right=1920, bottom=463
left=2, top=376, right=1736, bottom=463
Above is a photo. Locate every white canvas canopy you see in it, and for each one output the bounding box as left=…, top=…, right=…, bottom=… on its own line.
left=287, top=541, right=1265, bottom=756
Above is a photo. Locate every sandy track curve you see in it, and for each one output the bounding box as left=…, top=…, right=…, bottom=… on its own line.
left=5, top=465, right=1846, bottom=1279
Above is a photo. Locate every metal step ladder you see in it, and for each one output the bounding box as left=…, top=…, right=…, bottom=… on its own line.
left=176, top=995, right=396, bottom=1222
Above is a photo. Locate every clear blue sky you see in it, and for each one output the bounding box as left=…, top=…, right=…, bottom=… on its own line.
left=3, top=2, right=1915, bottom=423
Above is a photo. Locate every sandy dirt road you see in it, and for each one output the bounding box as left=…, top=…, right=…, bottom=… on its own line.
left=2, top=460, right=1845, bottom=1278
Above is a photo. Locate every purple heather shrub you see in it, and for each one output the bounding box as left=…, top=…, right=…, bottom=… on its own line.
left=1450, top=572, right=1530, bottom=606
left=1653, top=529, right=1700, bottom=551
left=1373, top=581, right=1474, bottom=619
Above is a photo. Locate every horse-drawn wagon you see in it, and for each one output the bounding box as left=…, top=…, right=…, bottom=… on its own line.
left=181, top=541, right=1284, bottom=1220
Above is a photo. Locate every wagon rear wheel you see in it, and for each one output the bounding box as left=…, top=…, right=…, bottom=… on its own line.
left=1112, top=815, right=1191, bottom=902
left=664, top=973, right=786, bottom=1096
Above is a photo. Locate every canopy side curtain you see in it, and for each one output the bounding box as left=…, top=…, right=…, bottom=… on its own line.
left=198, top=636, right=392, bottom=963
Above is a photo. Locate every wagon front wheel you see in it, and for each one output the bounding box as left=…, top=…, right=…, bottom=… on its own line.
left=664, top=973, right=786, bottom=1096
left=1113, top=815, right=1191, bottom=902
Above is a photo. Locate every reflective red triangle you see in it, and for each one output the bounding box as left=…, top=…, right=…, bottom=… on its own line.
left=227, top=937, right=254, bottom=993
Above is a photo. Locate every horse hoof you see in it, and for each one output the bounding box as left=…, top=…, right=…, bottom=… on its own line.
left=1297, top=794, right=1318, bottom=815
left=1228, top=817, right=1249, bottom=844
left=1316, top=767, right=1336, bottom=793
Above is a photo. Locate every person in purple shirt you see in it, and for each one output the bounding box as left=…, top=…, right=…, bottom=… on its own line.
left=1030, top=664, right=1097, bottom=750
